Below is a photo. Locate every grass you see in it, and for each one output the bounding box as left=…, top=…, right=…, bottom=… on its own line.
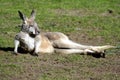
left=0, top=0, right=120, bottom=80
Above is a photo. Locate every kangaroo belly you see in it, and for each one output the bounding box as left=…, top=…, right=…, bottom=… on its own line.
left=39, top=35, right=54, bottom=53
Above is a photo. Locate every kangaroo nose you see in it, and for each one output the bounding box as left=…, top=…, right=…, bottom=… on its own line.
left=38, top=31, right=40, bottom=34
left=36, top=31, right=40, bottom=35
left=35, top=30, right=40, bottom=35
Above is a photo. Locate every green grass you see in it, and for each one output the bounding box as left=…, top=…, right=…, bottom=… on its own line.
left=0, top=0, right=120, bottom=80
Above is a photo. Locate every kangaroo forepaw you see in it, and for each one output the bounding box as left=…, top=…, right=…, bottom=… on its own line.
left=31, top=53, right=38, bottom=57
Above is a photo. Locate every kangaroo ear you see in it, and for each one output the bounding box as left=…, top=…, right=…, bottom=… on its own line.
left=18, top=10, right=26, bottom=21
left=30, top=9, right=36, bottom=21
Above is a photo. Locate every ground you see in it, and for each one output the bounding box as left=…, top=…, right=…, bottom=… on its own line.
left=0, top=33, right=120, bottom=80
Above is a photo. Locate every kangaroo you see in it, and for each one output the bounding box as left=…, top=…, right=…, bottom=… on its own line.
left=14, top=10, right=115, bottom=57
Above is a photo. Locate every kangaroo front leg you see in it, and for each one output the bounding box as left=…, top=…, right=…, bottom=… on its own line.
left=14, top=40, right=20, bottom=54
left=32, top=41, right=40, bottom=56
left=32, top=36, right=41, bottom=56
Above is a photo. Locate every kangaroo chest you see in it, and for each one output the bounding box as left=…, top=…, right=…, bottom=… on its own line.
left=20, top=34, right=35, bottom=51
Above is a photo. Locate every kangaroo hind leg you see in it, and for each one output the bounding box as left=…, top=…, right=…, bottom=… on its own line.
left=53, top=39, right=91, bottom=50
left=54, top=48, right=95, bottom=54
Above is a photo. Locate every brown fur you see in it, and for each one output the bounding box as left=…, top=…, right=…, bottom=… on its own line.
left=14, top=10, right=115, bottom=56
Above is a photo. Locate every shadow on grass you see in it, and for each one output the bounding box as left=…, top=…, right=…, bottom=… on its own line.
left=0, top=47, right=39, bottom=56
left=80, top=52, right=105, bottom=58
left=0, top=47, right=28, bottom=54
left=88, top=53, right=105, bottom=58
left=0, top=47, right=104, bottom=58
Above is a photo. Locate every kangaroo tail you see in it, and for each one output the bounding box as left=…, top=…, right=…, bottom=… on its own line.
left=91, top=45, right=116, bottom=53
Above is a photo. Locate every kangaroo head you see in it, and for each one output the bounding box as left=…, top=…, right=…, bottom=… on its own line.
left=18, top=10, right=40, bottom=36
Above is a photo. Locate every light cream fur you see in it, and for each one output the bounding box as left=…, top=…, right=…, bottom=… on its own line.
left=14, top=10, right=115, bottom=56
